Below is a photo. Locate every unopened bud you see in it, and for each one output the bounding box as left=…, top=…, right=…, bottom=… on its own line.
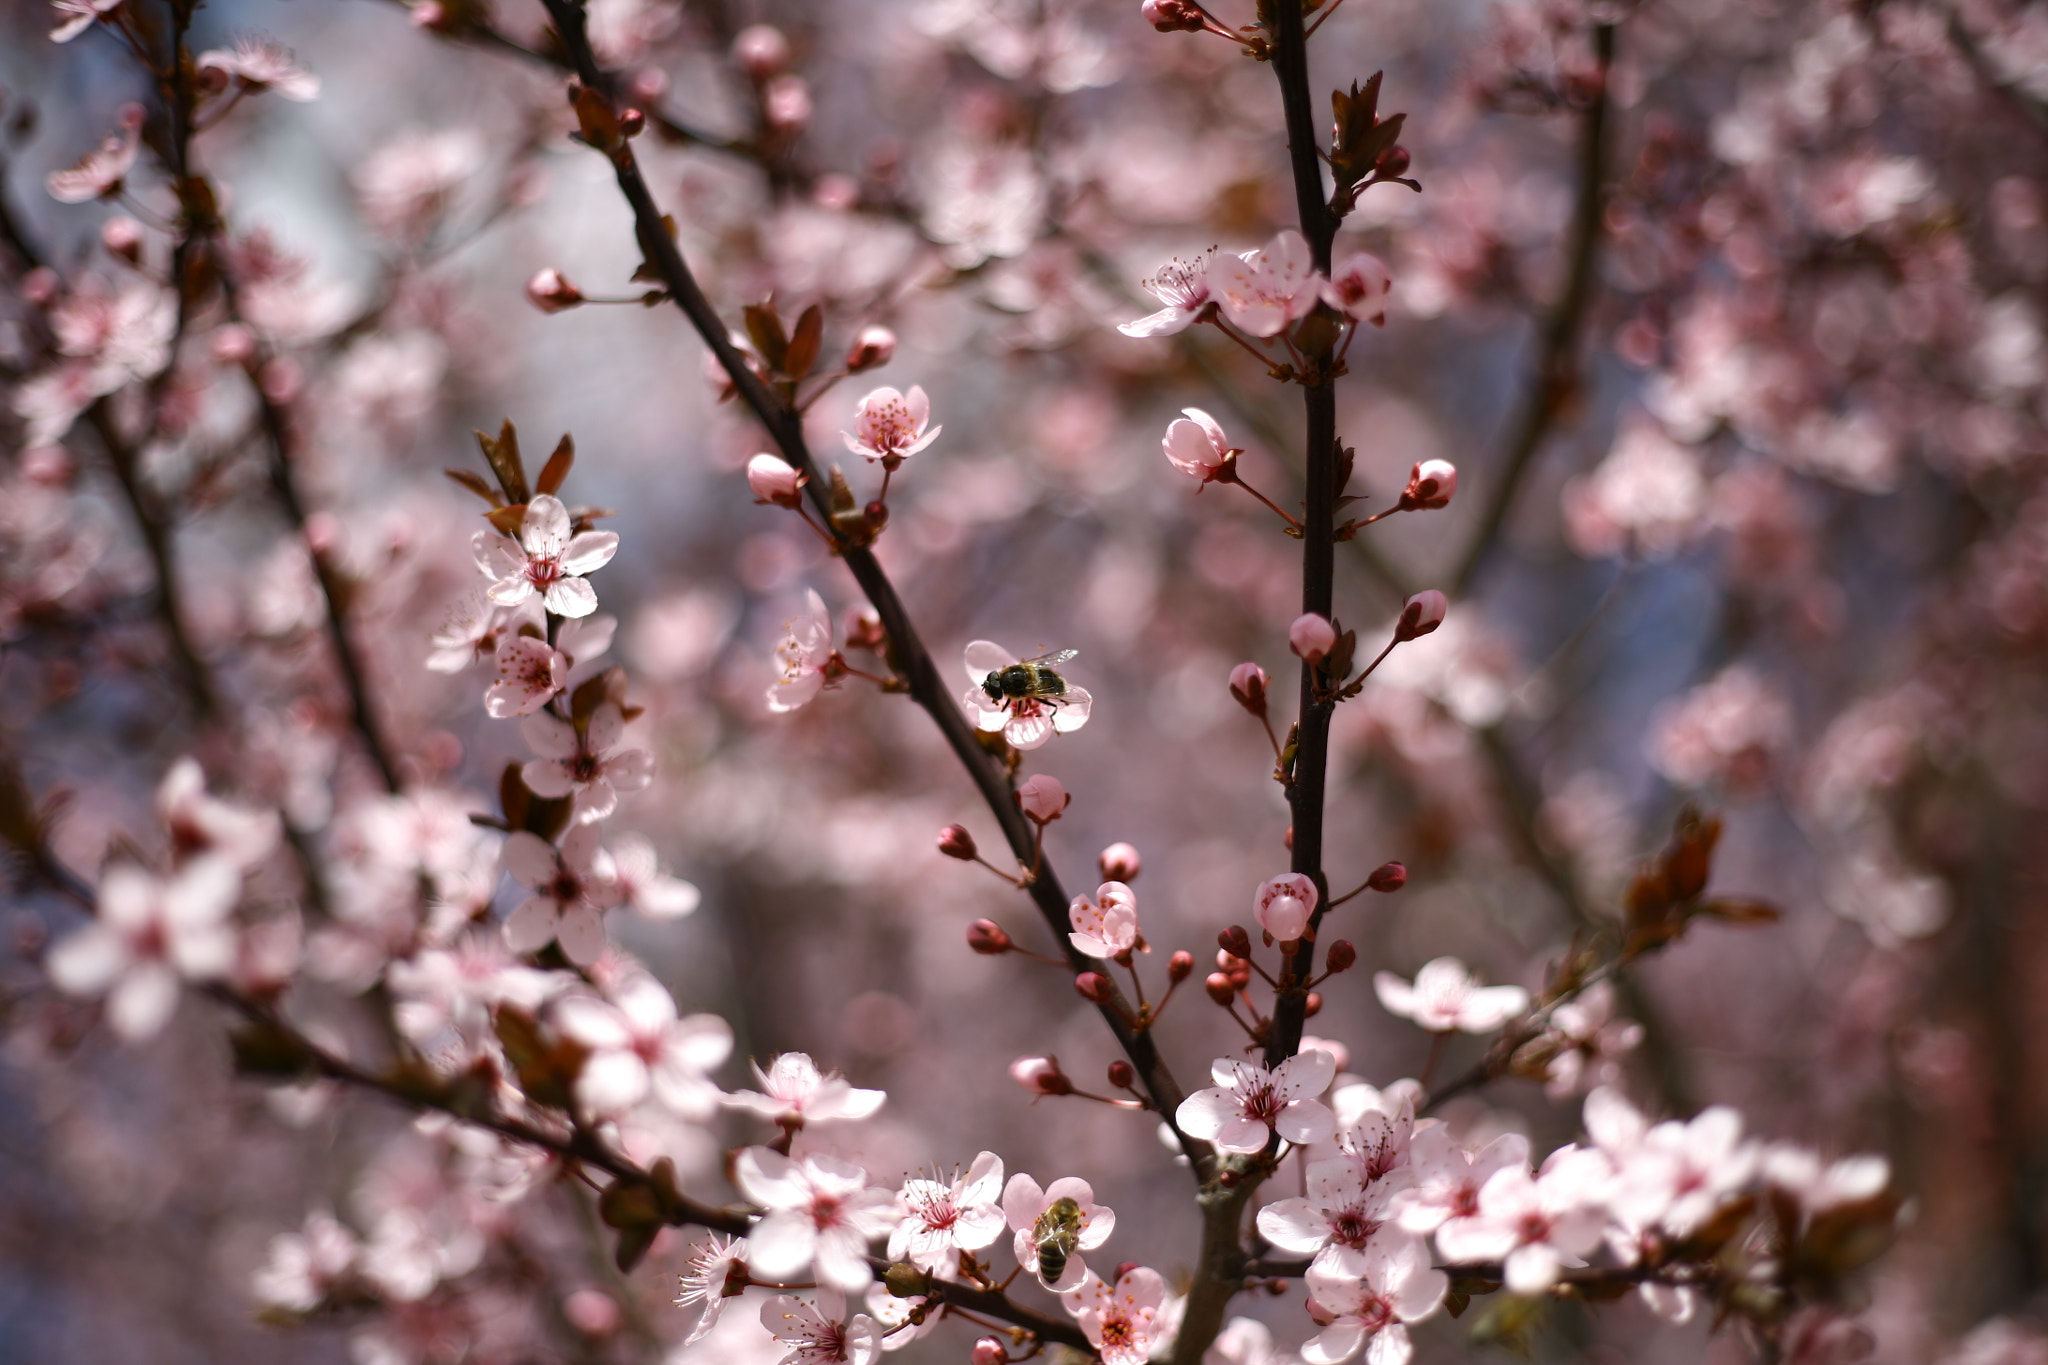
left=526, top=268, right=584, bottom=314
left=100, top=216, right=143, bottom=264
left=1168, top=949, right=1194, bottom=983
left=1099, top=841, right=1141, bottom=882
left=747, top=452, right=807, bottom=509
left=1400, top=459, right=1458, bottom=510
left=1218, top=925, right=1252, bottom=959
left=882, top=1262, right=930, bottom=1298
left=1142, top=0, right=1207, bottom=32
left=1325, top=940, right=1356, bottom=973
left=972, top=1338, right=1008, bottom=1365
left=1204, top=972, right=1237, bottom=1006
left=938, top=824, right=978, bottom=860
left=1394, top=590, right=1447, bottom=643
left=1017, top=775, right=1069, bottom=824
left=1107, top=1060, right=1135, bottom=1089
left=1217, top=1167, right=1241, bottom=1188
left=1010, top=1055, right=1071, bottom=1096
left=1367, top=860, right=1407, bottom=892
left=1075, top=971, right=1114, bottom=1004
left=846, top=325, right=897, bottom=372
left=733, top=24, right=792, bottom=79
left=1376, top=145, right=1411, bottom=180
left=763, top=75, right=811, bottom=132
left=1305, top=991, right=1323, bottom=1017
left=844, top=608, right=886, bottom=652
left=1229, top=661, right=1270, bottom=716
left=20, top=268, right=57, bottom=308
left=211, top=323, right=256, bottom=365
left=967, top=920, right=1011, bottom=955
left=1290, top=612, right=1337, bottom=664
left=617, top=107, right=646, bottom=138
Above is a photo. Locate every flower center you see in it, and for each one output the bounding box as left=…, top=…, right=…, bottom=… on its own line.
left=1238, top=1081, right=1282, bottom=1126
left=1330, top=1208, right=1381, bottom=1249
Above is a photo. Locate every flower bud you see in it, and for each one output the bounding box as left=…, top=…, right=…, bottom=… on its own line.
left=747, top=452, right=807, bottom=509
left=1163, top=408, right=1236, bottom=485
left=1367, top=860, right=1407, bottom=892
left=763, top=75, right=812, bottom=133
left=1010, top=1055, right=1071, bottom=1096
left=1107, top=1060, right=1135, bottom=1089
left=844, top=608, right=886, bottom=652
left=100, top=215, right=143, bottom=264
left=1394, top=590, right=1447, bottom=643
left=1229, top=662, right=1269, bottom=717
left=563, top=1288, right=620, bottom=1336
left=938, top=824, right=978, bottom=860
left=1325, top=940, right=1357, bottom=973
left=526, top=268, right=584, bottom=314
left=1218, top=925, right=1252, bottom=959
left=883, top=1262, right=931, bottom=1298
left=1305, top=990, right=1323, bottom=1017
left=733, top=24, right=792, bottom=79
left=1168, top=950, right=1194, bottom=983
left=1254, top=874, right=1318, bottom=943
left=617, top=107, right=646, bottom=138
left=1400, top=459, right=1458, bottom=510
left=20, top=268, right=57, bottom=308
left=846, top=325, right=897, bottom=372
left=1075, top=971, right=1114, bottom=1004
left=211, top=323, right=256, bottom=365
left=972, top=1338, right=1008, bottom=1365
left=1142, top=0, right=1207, bottom=32
left=966, top=920, right=1011, bottom=955
left=1204, top=972, right=1237, bottom=1006
left=1099, top=842, right=1141, bottom=883
left=1376, top=145, right=1412, bottom=180
left=1290, top=612, right=1337, bottom=664
left=1017, top=775, right=1069, bottom=824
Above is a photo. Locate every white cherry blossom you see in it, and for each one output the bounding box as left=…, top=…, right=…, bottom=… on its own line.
left=1257, top=1152, right=1412, bottom=1278
left=197, top=36, right=320, bottom=99
left=1431, top=1146, right=1609, bottom=1295
left=1069, top=881, right=1139, bottom=958
left=890, top=1150, right=1007, bottom=1273
left=550, top=974, right=732, bottom=1117
left=520, top=701, right=652, bottom=823
left=1176, top=1051, right=1337, bottom=1154
left=725, top=1052, right=886, bottom=1128
left=769, top=590, right=836, bottom=713
left=1207, top=230, right=1322, bottom=338
left=960, top=640, right=1092, bottom=751
left=1300, top=1236, right=1447, bottom=1365
left=46, top=105, right=141, bottom=203
left=1003, top=1172, right=1115, bottom=1291
left=1065, top=1265, right=1169, bottom=1365
left=1372, top=957, right=1528, bottom=1033
left=674, top=1231, right=750, bottom=1346
left=500, top=824, right=621, bottom=966
left=472, top=494, right=619, bottom=619
left=762, top=1288, right=882, bottom=1365
left=156, top=757, right=280, bottom=872
left=736, top=1149, right=899, bottom=1292
left=48, top=861, right=240, bottom=1040
left=1119, top=251, right=1216, bottom=337
left=609, top=832, right=702, bottom=920
left=484, top=634, right=567, bottom=718
left=1207, top=1317, right=1300, bottom=1365
left=1393, top=1123, right=1532, bottom=1239
left=252, top=1209, right=361, bottom=1313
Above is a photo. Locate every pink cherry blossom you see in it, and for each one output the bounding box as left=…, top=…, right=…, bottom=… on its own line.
left=1066, top=1265, right=1169, bottom=1365
left=156, top=757, right=280, bottom=872
left=1536, top=981, right=1643, bottom=1097
left=1323, top=252, right=1392, bottom=325
left=1399, top=460, right=1457, bottom=510
left=1011, top=1055, right=1071, bottom=1096
left=1118, top=251, right=1215, bottom=337
left=1394, top=1124, right=1532, bottom=1239
left=1017, top=773, right=1070, bottom=823
left=1290, top=613, right=1337, bottom=664
left=500, top=824, right=621, bottom=967
left=1431, top=1147, right=1609, bottom=1295
left=550, top=974, right=732, bottom=1117
left=1611, top=1105, right=1758, bottom=1238
left=472, top=494, right=619, bottom=619
left=845, top=326, right=896, bottom=371
left=768, top=590, right=837, bottom=713
left=46, top=104, right=142, bottom=204
left=761, top=1288, right=882, bottom=1365
left=1254, top=873, right=1319, bottom=942
left=1176, top=1051, right=1337, bottom=1154
left=1069, top=881, right=1139, bottom=959
left=673, top=1232, right=750, bottom=1346
left=484, top=634, right=568, bottom=717
left=725, top=1052, right=886, bottom=1127
left=1373, top=957, right=1527, bottom=1033
left=51, top=0, right=123, bottom=43
left=843, top=385, right=940, bottom=464
left=890, top=1150, right=1007, bottom=1273
left=863, top=1283, right=938, bottom=1351
left=1300, top=1236, right=1446, bottom=1365
left=1163, top=408, right=1237, bottom=485
left=1002, top=1171, right=1115, bottom=1290
left=1208, top=231, right=1323, bottom=338
left=735, top=1148, right=899, bottom=1292
left=608, top=832, right=702, bottom=920
left=252, top=1209, right=361, bottom=1313
left=47, top=861, right=241, bottom=1040
left=1207, top=1317, right=1296, bottom=1365
left=961, top=640, right=1093, bottom=750
left=526, top=268, right=583, bottom=313
left=749, top=452, right=807, bottom=508
left=196, top=36, right=321, bottom=100
left=428, top=592, right=522, bottom=674
left=1256, top=1149, right=1412, bottom=1278
left=519, top=701, right=653, bottom=823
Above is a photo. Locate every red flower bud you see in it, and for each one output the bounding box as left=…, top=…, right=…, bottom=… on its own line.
left=1010, top=1055, right=1071, bottom=1095
left=938, top=824, right=978, bottom=860
left=1394, top=591, right=1447, bottom=643
left=1325, top=940, right=1357, bottom=973
left=1204, top=972, right=1237, bottom=1006
left=966, top=920, right=1011, bottom=955
left=527, top=268, right=584, bottom=314
left=1143, top=0, right=1207, bottom=31
left=617, top=107, right=646, bottom=138
left=844, top=608, right=886, bottom=653
left=1367, top=860, right=1407, bottom=892
left=846, top=325, right=897, bottom=372
left=1304, top=991, right=1324, bottom=1018
left=972, top=1338, right=1008, bottom=1365
left=1376, top=145, right=1411, bottom=180
left=1075, top=971, right=1115, bottom=1003
left=1218, top=925, right=1252, bottom=959
left=1167, top=950, right=1194, bottom=983
left=1107, top=1060, right=1135, bottom=1089
left=1098, top=841, right=1142, bottom=883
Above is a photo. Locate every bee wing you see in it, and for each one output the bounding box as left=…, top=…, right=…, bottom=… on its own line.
left=1021, top=649, right=1079, bottom=667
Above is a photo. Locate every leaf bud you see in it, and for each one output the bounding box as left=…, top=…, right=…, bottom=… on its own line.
left=966, top=920, right=1010, bottom=955
left=1204, top=972, right=1237, bottom=1006
left=882, top=1261, right=931, bottom=1298
left=937, top=824, right=978, bottom=860
left=1367, top=860, right=1408, bottom=892
left=617, top=107, right=646, bottom=138
left=1075, top=971, right=1114, bottom=1004
left=1376, top=145, right=1411, bottom=180
left=1168, top=949, right=1194, bottom=983
left=1218, top=925, right=1252, bottom=959
left=1325, top=940, right=1357, bottom=973
left=1098, top=841, right=1142, bottom=883
left=1107, top=1060, right=1135, bottom=1090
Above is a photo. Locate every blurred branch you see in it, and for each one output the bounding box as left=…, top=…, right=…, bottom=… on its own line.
left=1449, top=21, right=1616, bottom=597
left=531, top=0, right=1207, bottom=1176
left=1938, top=4, right=2048, bottom=139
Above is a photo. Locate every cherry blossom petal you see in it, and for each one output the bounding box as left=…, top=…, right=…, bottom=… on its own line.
left=521, top=710, right=580, bottom=760
left=107, top=961, right=180, bottom=1040
left=963, top=639, right=1015, bottom=680
left=543, top=576, right=600, bottom=619
left=501, top=832, right=560, bottom=888
left=503, top=898, right=560, bottom=954
left=556, top=906, right=607, bottom=965
left=560, top=530, right=620, bottom=577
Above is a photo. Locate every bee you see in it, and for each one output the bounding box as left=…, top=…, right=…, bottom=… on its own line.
left=1031, top=1196, right=1085, bottom=1283
left=982, top=649, right=1079, bottom=709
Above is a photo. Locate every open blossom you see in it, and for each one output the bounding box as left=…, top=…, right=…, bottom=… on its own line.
left=1373, top=957, right=1527, bottom=1033
left=500, top=824, right=621, bottom=967
left=47, top=104, right=142, bottom=203
left=1322, top=251, right=1392, bottom=325
left=1255, top=873, right=1319, bottom=942
left=1118, top=251, right=1215, bottom=337
left=890, top=1151, right=1007, bottom=1273
left=1300, top=1238, right=1447, bottom=1365
left=1257, top=1151, right=1412, bottom=1278
left=48, top=861, right=241, bottom=1040
left=472, top=494, right=619, bottom=619
left=735, top=1149, right=899, bottom=1292
left=52, top=0, right=124, bottom=43
left=1432, top=1147, right=1610, bottom=1295
left=843, top=385, right=940, bottom=464
left=762, top=1288, right=882, bottom=1365
left=1004, top=1172, right=1115, bottom=1290
left=1394, top=1124, right=1532, bottom=1239
left=1070, top=881, right=1139, bottom=958
left=725, top=1052, right=886, bottom=1128
left=1177, top=1051, right=1337, bottom=1154
left=1164, top=408, right=1236, bottom=485
left=1208, top=1317, right=1298, bottom=1365
left=520, top=701, right=653, bottom=823
left=768, top=589, right=837, bottom=713
left=484, top=633, right=568, bottom=717
left=427, top=592, right=520, bottom=673
left=196, top=36, right=320, bottom=99
left=1066, top=1266, right=1169, bottom=1365
left=156, top=757, right=279, bottom=872
left=675, top=1232, right=750, bottom=1346
left=609, top=832, right=702, bottom=920
left=1533, top=981, right=1643, bottom=1097
left=252, top=1209, right=361, bottom=1313
left=550, top=974, right=732, bottom=1117
left=1208, top=230, right=1322, bottom=338
left=1610, top=1104, right=1759, bottom=1238
left=961, top=640, right=1093, bottom=751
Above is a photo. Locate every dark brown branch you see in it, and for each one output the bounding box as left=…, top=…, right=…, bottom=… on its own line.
left=1449, top=22, right=1616, bottom=596
left=532, top=0, right=1204, bottom=1175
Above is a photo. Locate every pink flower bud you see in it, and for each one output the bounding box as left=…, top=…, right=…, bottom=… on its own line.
left=1376, top=145, right=1411, bottom=180
left=1394, top=590, right=1447, bottom=642
left=1301, top=1035, right=1350, bottom=1072
left=1204, top=972, right=1238, bottom=1006
left=938, top=824, right=979, bottom=860
left=846, top=325, right=897, bottom=372
left=1107, top=1059, right=1135, bottom=1089
left=1400, top=459, right=1458, bottom=510
left=1163, top=408, right=1236, bottom=485
left=1290, top=613, right=1337, bottom=664
left=411, top=2, right=453, bottom=31
left=211, top=323, right=256, bottom=365
left=1011, top=1055, right=1071, bottom=1096
left=1016, top=775, right=1069, bottom=824
left=1229, top=661, right=1270, bottom=716
left=843, top=607, right=886, bottom=652
left=973, top=1338, right=1008, bottom=1365
left=1366, top=860, right=1407, bottom=892
left=100, top=215, right=143, bottom=264
left=1142, top=0, right=1207, bottom=31
left=1099, top=842, right=1141, bottom=882
left=1254, top=873, right=1318, bottom=942
left=1075, top=971, right=1114, bottom=1003
left=747, top=452, right=807, bottom=508
left=20, top=268, right=58, bottom=308
left=967, top=920, right=1011, bottom=954
left=1218, top=925, right=1252, bottom=959
left=763, top=75, right=812, bottom=132
left=526, top=268, right=583, bottom=314
left=732, top=24, right=792, bottom=78
left=1325, top=940, right=1357, bottom=973
left=1305, top=990, right=1324, bottom=1017
left=563, top=1288, right=620, bottom=1336
left=1322, top=251, right=1392, bottom=326
left=1168, top=950, right=1194, bottom=983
